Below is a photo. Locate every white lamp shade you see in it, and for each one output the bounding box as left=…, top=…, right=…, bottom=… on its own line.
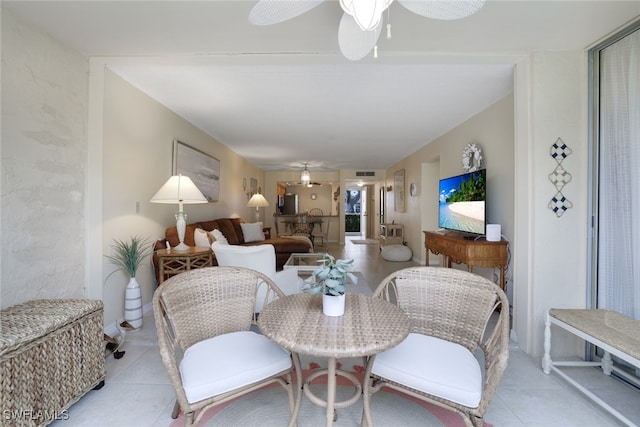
left=150, top=175, right=208, bottom=205
left=247, top=193, right=270, bottom=208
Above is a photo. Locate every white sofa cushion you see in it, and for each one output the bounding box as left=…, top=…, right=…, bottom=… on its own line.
left=179, top=331, right=291, bottom=404
left=211, top=229, right=229, bottom=245
left=194, top=228, right=216, bottom=248
left=372, top=332, right=482, bottom=408
left=240, top=222, right=265, bottom=243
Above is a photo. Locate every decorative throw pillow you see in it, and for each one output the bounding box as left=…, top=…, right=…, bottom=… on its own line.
left=240, top=222, right=265, bottom=243
left=211, top=229, right=229, bottom=245
left=194, top=228, right=216, bottom=248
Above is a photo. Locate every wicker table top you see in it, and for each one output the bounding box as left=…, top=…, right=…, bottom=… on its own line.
left=258, top=292, right=409, bottom=358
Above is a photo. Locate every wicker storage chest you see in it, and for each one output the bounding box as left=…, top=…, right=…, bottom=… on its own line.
left=0, top=299, right=106, bottom=427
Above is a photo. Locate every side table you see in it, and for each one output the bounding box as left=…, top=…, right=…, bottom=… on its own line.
left=156, top=247, right=213, bottom=284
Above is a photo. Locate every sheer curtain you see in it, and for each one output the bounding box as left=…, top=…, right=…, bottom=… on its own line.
left=597, top=29, right=640, bottom=318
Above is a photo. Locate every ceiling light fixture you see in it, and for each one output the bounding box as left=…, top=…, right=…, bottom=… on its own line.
left=301, top=163, right=311, bottom=184
left=249, top=0, right=486, bottom=61
left=339, top=0, right=393, bottom=31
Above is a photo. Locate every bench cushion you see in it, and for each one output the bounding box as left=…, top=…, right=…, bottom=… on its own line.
left=372, top=332, right=482, bottom=408
left=549, top=309, right=640, bottom=361
left=179, top=331, right=291, bottom=404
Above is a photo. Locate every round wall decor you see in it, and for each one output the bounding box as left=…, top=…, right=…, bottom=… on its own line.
left=462, top=143, right=483, bottom=172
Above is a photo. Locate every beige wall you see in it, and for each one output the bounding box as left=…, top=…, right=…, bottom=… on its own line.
left=385, top=95, right=515, bottom=275
left=525, top=51, right=589, bottom=356
left=1, top=8, right=89, bottom=307
left=99, top=69, right=264, bottom=326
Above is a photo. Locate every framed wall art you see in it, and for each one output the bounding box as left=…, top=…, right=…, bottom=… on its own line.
left=394, top=169, right=405, bottom=212
left=173, top=139, right=220, bottom=202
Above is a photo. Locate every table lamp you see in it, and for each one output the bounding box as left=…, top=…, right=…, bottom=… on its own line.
left=247, top=193, right=269, bottom=221
left=150, top=174, right=207, bottom=251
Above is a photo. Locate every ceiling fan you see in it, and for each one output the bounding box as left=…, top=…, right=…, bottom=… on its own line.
left=290, top=181, right=324, bottom=187
left=249, top=0, right=486, bottom=61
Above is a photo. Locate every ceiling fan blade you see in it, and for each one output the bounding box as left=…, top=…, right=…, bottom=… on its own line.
left=249, top=0, right=326, bottom=25
left=338, top=13, right=382, bottom=61
left=397, top=0, right=485, bottom=20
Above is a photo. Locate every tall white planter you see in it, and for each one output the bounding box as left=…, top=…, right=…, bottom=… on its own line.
left=124, top=277, right=143, bottom=330
left=323, top=294, right=346, bottom=317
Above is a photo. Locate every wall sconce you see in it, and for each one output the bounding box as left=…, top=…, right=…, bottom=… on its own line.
left=386, top=185, right=393, bottom=192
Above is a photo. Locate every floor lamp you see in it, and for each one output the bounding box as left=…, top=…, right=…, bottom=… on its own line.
left=150, top=174, right=208, bottom=251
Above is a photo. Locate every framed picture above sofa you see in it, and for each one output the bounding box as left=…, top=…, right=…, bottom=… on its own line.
left=173, top=139, right=220, bottom=202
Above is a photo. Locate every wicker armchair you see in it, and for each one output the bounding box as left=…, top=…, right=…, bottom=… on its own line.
left=153, top=266, right=295, bottom=426
left=362, top=267, right=509, bottom=427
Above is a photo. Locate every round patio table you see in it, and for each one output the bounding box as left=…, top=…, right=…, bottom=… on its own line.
left=258, top=292, right=409, bottom=427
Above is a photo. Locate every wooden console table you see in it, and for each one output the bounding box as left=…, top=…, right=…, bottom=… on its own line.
left=423, top=231, right=509, bottom=290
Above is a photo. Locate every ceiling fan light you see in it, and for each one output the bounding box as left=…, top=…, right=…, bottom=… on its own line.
left=301, top=164, right=311, bottom=183
left=340, top=0, right=392, bottom=31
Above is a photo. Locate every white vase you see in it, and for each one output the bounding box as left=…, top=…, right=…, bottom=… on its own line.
left=323, top=293, right=346, bottom=317
left=124, top=277, right=143, bottom=330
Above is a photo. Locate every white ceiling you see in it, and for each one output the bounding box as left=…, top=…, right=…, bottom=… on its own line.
left=5, top=1, right=639, bottom=173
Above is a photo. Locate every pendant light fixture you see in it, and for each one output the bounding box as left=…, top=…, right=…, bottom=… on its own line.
left=301, top=163, right=311, bottom=184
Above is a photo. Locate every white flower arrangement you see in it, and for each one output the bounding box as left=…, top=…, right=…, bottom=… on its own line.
left=301, top=253, right=356, bottom=296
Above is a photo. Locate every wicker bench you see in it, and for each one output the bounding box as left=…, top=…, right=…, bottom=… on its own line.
left=0, top=299, right=106, bottom=427
left=542, top=308, right=640, bottom=426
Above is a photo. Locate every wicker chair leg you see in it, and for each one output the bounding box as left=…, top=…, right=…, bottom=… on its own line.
left=470, top=414, right=484, bottom=427
left=184, top=411, right=196, bottom=427
left=171, top=400, right=181, bottom=419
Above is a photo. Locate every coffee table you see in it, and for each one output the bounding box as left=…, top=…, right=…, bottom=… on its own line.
left=283, top=252, right=328, bottom=275
left=257, top=292, right=409, bottom=427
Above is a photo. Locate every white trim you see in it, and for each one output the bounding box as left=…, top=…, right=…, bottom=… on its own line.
left=86, top=59, right=105, bottom=301
left=513, top=55, right=533, bottom=353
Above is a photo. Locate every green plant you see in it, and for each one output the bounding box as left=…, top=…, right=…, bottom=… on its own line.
left=301, top=253, right=355, bottom=296
left=105, top=236, right=152, bottom=278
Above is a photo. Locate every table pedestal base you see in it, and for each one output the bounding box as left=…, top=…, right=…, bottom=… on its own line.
left=297, top=357, right=362, bottom=427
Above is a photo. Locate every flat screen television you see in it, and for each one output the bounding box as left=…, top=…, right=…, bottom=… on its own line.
left=438, top=169, right=486, bottom=236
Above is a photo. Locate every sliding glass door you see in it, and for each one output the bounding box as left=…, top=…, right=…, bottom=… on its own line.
left=590, top=23, right=640, bottom=318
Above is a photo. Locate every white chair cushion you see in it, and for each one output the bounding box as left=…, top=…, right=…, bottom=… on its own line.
left=212, top=242, right=303, bottom=312
left=372, top=332, right=482, bottom=408
left=212, top=242, right=277, bottom=277
left=180, top=331, right=291, bottom=404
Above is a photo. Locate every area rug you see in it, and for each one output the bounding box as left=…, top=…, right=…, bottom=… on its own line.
left=171, top=387, right=473, bottom=427
left=350, top=239, right=379, bottom=245
left=170, top=358, right=487, bottom=427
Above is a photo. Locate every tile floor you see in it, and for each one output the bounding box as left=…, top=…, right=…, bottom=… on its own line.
left=52, top=237, right=638, bottom=426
